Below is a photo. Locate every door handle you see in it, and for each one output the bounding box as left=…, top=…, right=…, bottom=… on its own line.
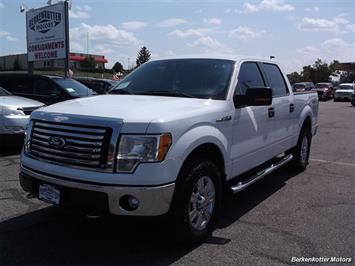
left=289, top=103, right=295, bottom=112
left=268, top=107, right=275, bottom=118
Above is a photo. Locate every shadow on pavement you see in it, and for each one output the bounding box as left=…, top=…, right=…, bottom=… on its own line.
left=0, top=167, right=299, bottom=266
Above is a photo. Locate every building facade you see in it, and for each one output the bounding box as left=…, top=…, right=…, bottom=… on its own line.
left=0, top=52, right=107, bottom=71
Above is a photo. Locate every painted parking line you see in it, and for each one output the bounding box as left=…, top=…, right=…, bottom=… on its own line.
left=310, top=158, right=355, bottom=167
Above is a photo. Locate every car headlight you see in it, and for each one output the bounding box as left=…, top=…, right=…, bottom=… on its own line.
left=0, top=106, right=25, bottom=116
left=116, top=133, right=172, bottom=173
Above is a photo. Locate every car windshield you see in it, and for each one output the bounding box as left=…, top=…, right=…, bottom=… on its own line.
left=316, top=84, right=330, bottom=88
left=0, top=86, right=11, bottom=96
left=109, top=59, right=234, bottom=100
left=294, top=84, right=305, bottom=90
left=338, top=85, right=354, bottom=90
left=53, top=78, right=93, bottom=97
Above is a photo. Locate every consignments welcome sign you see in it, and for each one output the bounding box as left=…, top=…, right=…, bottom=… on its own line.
left=26, top=2, right=67, bottom=62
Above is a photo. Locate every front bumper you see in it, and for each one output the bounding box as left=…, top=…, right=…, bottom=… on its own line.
left=334, top=94, right=353, bottom=100
left=20, top=165, right=175, bottom=216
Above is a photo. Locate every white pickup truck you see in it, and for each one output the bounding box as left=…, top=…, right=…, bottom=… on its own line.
left=20, top=56, right=318, bottom=242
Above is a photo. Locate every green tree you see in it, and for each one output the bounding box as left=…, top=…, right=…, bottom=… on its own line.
left=79, top=56, right=96, bottom=70
left=112, top=61, right=124, bottom=73
left=136, top=46, right=151, bottom=67
left=287, top=72, right=302, bottom=84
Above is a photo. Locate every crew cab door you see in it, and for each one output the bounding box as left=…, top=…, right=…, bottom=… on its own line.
left=231, top=61, right=274, bottom=177
left=261, top=63, right=295, bottom=154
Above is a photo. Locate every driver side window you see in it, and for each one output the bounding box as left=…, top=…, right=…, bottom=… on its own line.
left=235, top=62, right=265, bottom=95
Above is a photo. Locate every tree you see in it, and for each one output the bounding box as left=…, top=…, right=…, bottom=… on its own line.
left=136, top=46, right=151, bottom=67
left=79, top=56, right=96, bottom=70
left=112, top=61, right=124, bottom=73
left=287, top=72, right=302, bottom=84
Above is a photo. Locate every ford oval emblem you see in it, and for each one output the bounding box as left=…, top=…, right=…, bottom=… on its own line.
left=48, top=136, right=66, bottom=148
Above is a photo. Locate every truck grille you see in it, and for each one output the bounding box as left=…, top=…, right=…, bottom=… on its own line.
left=29, top=120, right=112, bottom=169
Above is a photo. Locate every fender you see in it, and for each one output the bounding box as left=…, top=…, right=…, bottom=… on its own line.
left=171, top=124, right=230, bottom=177
left=298, top=105, right=313, bottom=133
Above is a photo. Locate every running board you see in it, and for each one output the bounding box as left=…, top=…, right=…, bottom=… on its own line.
left=230, top=154, right=293, bottom=194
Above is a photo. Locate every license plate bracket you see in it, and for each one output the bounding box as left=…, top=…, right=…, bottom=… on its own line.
left=38, top=183, right=60, bottom=205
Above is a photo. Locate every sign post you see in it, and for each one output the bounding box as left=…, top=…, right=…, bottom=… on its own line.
left=25, top=1, right=69, bottom=76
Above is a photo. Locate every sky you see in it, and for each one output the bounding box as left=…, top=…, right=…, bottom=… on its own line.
left=0, top=0, right=354, bottom=73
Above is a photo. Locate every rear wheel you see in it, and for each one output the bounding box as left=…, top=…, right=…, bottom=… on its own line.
left=291, top=128, right=312, bottom=171
left=170, top=159, right=222, bottom=243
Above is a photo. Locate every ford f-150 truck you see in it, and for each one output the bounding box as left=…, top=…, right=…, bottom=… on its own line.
left=19, top=56, right=318, bottom=242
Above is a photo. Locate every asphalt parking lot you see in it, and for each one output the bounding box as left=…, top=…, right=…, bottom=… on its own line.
left=0, top=101, right=354, bottom=266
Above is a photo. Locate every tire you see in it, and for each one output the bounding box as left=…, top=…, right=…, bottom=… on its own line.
left=291, top=127, right=312, bottom=171
left=351, top=101, right=355, bottom=107
left=170, top=159, right=222, bottom=243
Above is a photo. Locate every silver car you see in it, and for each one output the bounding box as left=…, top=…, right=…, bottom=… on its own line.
left=0, top=86, right=44, bottom=137
left=334, top=83, right=355, bottom=101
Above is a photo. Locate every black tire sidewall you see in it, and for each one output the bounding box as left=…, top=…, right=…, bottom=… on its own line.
left=293, top=128, right=312, bottom=171
left=171, top=159, right=222, bottom=242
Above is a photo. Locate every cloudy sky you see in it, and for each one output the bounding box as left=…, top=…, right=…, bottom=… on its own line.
left=0, top=0, right=354, bottom=73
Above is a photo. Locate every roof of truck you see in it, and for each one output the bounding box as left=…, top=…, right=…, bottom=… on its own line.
left=151, top=54, right=278, bottom=64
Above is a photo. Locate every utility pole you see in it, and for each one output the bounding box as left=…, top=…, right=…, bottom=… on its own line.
left=64, top=0, right=70, bottom=78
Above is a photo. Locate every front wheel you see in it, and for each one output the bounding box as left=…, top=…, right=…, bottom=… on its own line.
left=351, top=101, right=355, bottom=107
left=170, top=159, right=222, bottom=243
left=291, top=128, right=312, bottom=171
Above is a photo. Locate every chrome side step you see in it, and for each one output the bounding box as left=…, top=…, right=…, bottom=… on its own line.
left=230, top=154, right=293, bottom=194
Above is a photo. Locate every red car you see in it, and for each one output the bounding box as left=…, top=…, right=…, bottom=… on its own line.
left=313, top=82, right=334, bottom=100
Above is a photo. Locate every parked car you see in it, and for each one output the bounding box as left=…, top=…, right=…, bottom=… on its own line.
left=75, top=77, right=118, bottom=94
left=19, top=56, right=318, bottom=242
left=0, top=74, right=94, bottom=105
left=334, top=83, right=355, bottom=101
left=0, top=86, right=44, bottom=145
left=312, top=82, right=334, bottom=100
left=293, top=82, right=315, bottom=92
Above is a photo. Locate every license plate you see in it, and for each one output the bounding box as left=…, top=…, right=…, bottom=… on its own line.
left=38, top=183, right=60, bottom=205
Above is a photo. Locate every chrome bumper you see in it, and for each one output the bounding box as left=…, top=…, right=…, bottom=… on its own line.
left=20, top=165, right=175, bottom=216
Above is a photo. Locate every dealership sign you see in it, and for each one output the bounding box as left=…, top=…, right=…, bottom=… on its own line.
left=26, top=2, right=68, bottom=62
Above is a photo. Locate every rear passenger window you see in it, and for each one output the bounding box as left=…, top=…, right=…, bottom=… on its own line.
left=5, top=77, right=33, bottom=94
left=263, top=63, right=288, bottom=97
left=34, top=79, right=61, bottom=96
left=235, top=62, right=265, bottom=95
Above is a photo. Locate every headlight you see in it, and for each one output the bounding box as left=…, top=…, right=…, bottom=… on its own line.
left=0, top=106, right=25, bottom=116
left=116, top=133, right=172, bottom=173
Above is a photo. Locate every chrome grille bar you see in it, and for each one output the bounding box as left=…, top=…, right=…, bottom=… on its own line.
left=29, top=120, right=112, bottom=170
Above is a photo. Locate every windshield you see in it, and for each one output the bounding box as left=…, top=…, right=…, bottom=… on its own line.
left=316, top=83, right=330, bottom=88
left=0, top=86, right=11, bottom=96
left=338, top=85, right=354, bottom=90
left=294, top=84, right=305, bottom=90
left=53, top=78, right=93, bottom=97
left=109, top=59, right=234, bottom=100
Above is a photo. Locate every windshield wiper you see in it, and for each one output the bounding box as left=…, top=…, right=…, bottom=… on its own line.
left=137, top=90, right=194, bottom=98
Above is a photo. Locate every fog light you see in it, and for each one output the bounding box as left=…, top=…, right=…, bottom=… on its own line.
left=119, top=195, right=139, bottom=211
left=128, top=196, right=139, bottom=209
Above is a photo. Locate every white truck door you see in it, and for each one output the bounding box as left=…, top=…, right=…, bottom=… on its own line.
left=261, top=63, right=295, bottom=154
left=231, top=61, right=274, bottom=177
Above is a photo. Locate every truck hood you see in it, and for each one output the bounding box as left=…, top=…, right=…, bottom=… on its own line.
left=35, top=95, right=221, bottom=123
left=0, top=96, right=44, bottom=108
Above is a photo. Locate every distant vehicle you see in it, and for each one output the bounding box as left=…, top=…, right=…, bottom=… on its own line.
left=293, top=82, right=315, bottom=92
left=334, top=83, right=355, bottom=101
left=0, top=74, right=94, bottom=105
left=313, top=82, right=334, bottom=100
left=0, top=86, right=44, bottom=143
left=75, top=77, right=118, bottom=94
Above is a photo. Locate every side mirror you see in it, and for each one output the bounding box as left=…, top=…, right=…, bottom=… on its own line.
left=233, top=87, right=272, bottom=108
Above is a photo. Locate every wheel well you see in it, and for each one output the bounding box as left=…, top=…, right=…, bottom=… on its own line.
left=180, top=143, right=226, bottom=182
left=302, top=116, right=312, bottom=132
